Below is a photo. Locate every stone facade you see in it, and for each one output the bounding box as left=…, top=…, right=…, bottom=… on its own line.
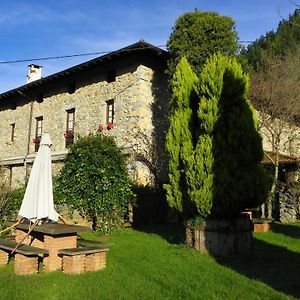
left=1, top=40, right=298, bottom=226
left=258, top=113, right=300, bottom=158
left=0, top=41, right=169, bottom=188
left=277, top=181, right=300, bottom=223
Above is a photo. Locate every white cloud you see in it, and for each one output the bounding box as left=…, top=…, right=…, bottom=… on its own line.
left=0, top=4, right=87, bottom=26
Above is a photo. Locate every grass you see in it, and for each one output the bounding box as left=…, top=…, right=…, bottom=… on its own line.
left=0, top=222, right=299, bottom=300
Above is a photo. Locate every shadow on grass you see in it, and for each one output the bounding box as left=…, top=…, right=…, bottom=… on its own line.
left=137, top=223, right=300, bottom=298
left=271, top=223, right=300, bottom=239
left=135, top=223, right=186, bottom=245
left=217, top=237, right=300, bottom=299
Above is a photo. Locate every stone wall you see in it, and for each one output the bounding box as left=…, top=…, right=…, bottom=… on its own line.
left=276, top=169, right=300, bottom=222
left=0, top=59, right=169, bottom=188
left=277, top=183, right=300, bottom=222
left=258, top=112, right=300, bottom=222
left=258, top=112, right=300, bottom=157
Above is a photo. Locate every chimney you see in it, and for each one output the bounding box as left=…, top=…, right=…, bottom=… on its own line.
left=27, top=64, right=42, bottom=83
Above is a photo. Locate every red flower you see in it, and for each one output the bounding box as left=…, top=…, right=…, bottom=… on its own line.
left=107, top=123, right=113, bottom=130
left=32, top=138, right=36, bottom=143
left=63, top=132, right=68, bottom=138
left=98, top=125, right=104, bottom=132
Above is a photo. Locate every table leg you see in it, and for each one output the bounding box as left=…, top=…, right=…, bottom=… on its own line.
left=43, top=235, right=77, bottom=272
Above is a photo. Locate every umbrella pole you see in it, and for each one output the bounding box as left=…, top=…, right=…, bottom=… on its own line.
left=11, top=219, right=39, bottom=255
left=58, top=215, right=84, bottom=240
left=58, top=215, right=68, bottom=224
left=0, top=219, right=22, bottom=235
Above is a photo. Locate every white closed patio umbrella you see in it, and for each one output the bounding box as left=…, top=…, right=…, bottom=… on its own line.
left=18, top=133, right=59, bottom=222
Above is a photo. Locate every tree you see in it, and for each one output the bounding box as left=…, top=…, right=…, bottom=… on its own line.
left=250, top=49, right=300, bottom=124
left=164, top=57, right=198, bottom=216
left=165, top=53, right=269, bottom=221
left=167, top=11, right=239, bottom=77
left=189, top=53, right=268, bottom=218
left=242, top=9, right=300, bottom=71
left=240, top=8, right=300, bottom=219
left=54, top=134, right=135, bottom=232
left=250, top=49, right=300, bottom=218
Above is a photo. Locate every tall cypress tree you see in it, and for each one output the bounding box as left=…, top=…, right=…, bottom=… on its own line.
left=188, top=53, right=268, bottom=219
left=165, top=54, right=268, bottom=220
left=164, top=57, right=198, bottom=215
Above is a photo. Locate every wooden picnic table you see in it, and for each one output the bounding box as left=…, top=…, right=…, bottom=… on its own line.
left=13, top=222, right=91, bottom=272
left=1, top=222, right=109, bottom=275
left=13, top=222, right=91, bottom=235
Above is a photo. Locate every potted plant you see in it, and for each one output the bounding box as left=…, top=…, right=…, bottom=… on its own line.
left=164, top=54, right=269, bottom=256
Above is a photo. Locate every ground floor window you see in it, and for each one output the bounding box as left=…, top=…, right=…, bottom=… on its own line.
left=106, top=99, right=114, bottom=125
left=35, top=116, right=43, bottom=152
left=66, top=108, right=75, bottom=147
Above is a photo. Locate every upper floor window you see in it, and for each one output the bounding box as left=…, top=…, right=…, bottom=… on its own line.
left=106, top=100, right=114, bottom=124
left=35, top=116, right=43, bottom=152
left=10, top=123, right=15, bottom=143
left=66, top=108, right=75, bottom=147
left=68, top=82, right=76, bottom=94
left=106, top=70, right=116, bottom=83
left=36, top=93, right=44, bottom=103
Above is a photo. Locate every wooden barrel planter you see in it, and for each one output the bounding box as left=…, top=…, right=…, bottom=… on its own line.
left=186, top=218, right=253, bottom=257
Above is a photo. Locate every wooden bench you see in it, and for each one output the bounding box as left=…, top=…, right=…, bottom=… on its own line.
left=77, top=238, right=106, bottom=248
left=58, top=245, right=109, bottom=274
left=0, top=237, right=48, bottom=275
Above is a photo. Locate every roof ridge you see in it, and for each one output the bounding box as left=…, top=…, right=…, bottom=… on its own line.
left=0, top=40, right=167, bottom=100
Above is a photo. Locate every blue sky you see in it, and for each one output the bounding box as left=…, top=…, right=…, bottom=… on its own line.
left=0, top=0, right=296, bottom=93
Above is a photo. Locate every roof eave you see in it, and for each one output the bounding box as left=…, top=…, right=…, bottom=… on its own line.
left=0, top=40, right=167, bottom=100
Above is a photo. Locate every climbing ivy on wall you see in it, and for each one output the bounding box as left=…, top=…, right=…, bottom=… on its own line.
left=54, top=133, right=135, bottom=232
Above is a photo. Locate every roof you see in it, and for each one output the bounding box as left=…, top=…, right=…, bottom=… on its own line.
left=0, top=40, right=167, bottom=100
left=262, top=151, right=300, bottom=165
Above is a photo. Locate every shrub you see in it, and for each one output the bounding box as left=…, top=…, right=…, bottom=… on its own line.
left=0, top=167, right=24, bottom=226
left=0, top=188, right=24, bottom=224
left=54, top=133, right=135, bottom=232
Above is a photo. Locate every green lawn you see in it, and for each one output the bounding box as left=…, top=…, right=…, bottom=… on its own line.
left=0, top=222, right=299, bottom=300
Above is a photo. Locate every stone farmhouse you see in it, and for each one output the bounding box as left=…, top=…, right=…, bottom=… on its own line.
left=0, top=40, right=169, bottom=188
left=0, top=39, right=299, bottom=195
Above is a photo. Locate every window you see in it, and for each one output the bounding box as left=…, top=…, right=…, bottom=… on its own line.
left=10, top=123, right=15, bottom=143
left=68, top=82, right=76, bottom=94
left=66, top=108, right=75, bottom=147
left=35, top=116, right=43, bottom=152
left=106, top=70, right=116, bottom=83
left=106, top=100, right=114, bottom=124
left=36, top=93, right=44, bottom=103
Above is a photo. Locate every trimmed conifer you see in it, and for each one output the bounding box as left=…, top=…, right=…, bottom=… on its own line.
left=164, top=57, right=198, bottom=215
left=189, top=53, right=269, bottom=218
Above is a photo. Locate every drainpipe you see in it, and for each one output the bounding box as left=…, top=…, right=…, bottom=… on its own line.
left=18, top=91, right=34, bottom=180
left=25, top=100, right=34, bottom=179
